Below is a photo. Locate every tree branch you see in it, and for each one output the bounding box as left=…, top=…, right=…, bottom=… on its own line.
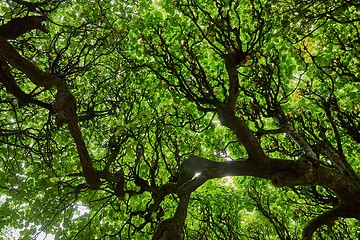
left=217, top=109, right=268, bottom=163
left=0, top=34, right=101, bottom=189
left=0, top=36, right=63, bottom=88
left=281, top=122, right=318, bottom=162
left=302, top=205, right=353, bottom=240
left=152, top=153, right=360, bottom=240
left=223, top=53, right=239, bottom=114
left=0, top=16, right=49, bottom=40
left=0, top=58, right=52, bottom=109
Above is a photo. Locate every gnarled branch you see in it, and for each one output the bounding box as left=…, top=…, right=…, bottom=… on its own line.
left=0, top=32, right=101, bottom=189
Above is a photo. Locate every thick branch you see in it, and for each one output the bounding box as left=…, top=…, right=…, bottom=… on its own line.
left=153, top=167, right=209, bottom=240
left=0, top=16, right=49, bottom=40
left=0, top=36, right=63, bottom=88
left=53, top=90, right=101, bottom=189
left=0, top=59, right=52, bottom=109
left=153, top=194, right=190, bottom=240
left=217, top=54, right=267, bottom=162
left=178, top=155, right=270, bottom=186
left=0, top=34, right=100, bottom=189
left=302, top=205, right=353, bottom=240
left=223, top=53, right=239, bottom=114
left=152, top=155, right=360, bottom=240
left=180, top=156, right=360, bottom=210
left=217, top=109, right=268, bottom=162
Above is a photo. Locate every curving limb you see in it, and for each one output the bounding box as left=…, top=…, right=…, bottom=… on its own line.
left=302, top=205, right=353, bottom=240
left=152, top=154, right=360, bottom=239
left=0, top=30, right=101, bottom=189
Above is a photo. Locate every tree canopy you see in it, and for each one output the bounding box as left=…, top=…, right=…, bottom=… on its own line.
left=0, top=0, right=359, bottom=239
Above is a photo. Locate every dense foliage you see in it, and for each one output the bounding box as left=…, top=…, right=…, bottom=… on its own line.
left=0, top=0, right=359, bottom=239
